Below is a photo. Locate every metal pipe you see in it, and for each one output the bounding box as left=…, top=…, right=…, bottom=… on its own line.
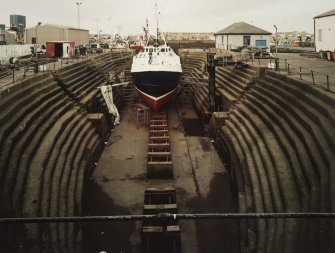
left=1, top=213, right=334, bottom=224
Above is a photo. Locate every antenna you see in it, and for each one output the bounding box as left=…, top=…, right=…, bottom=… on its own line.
left=154, top=1, right=166, bottom=46
left=155, top=2, right=159, bottom=41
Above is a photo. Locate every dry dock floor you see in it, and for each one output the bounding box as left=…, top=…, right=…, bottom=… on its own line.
left=82, top=102, right=238, bottom=253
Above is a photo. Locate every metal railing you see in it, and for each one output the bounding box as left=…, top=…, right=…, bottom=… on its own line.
left=0, top=212, right=334, bottom=224
left=283, top=60, right=335, bottom=93
left=249, top=58, right=335, bottom=93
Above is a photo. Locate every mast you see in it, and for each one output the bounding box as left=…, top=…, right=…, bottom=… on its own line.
left=154, top=1, right=166, bottom=46
left=155, top=2, right=159, bottom=45
left=143, top=18, right=149, bottom=46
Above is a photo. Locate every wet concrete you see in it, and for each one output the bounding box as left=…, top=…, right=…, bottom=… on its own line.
left=82, top=180, right=137, bottom=253
left=82, top=102, right=238, bottom=253
left=182, top=118, right=206, bottom=136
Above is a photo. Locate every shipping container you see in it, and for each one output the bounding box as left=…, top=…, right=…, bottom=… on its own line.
left=46, top=41, right=75, bottom=58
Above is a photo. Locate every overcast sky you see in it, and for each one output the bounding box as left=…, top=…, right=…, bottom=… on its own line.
left=1, top=0, right=334, bottom=35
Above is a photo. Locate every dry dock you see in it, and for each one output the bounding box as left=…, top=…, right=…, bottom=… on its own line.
left=0, top=49, right=335, bottom=253
left=82, top=102, right=238, bottom=253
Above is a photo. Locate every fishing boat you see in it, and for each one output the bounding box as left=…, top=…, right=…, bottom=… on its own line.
left=131, top=7, right=182, bottom=111
left=109, top=34, right=128, bottom=50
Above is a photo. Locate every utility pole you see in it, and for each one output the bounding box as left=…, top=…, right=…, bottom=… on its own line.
left=76, top=2, right=82, bottom=28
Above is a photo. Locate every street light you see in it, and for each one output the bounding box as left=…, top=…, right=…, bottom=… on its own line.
left=76, top=2, right=82, bottom=28
left=273, top=25, right=278, bottom=58
left=273, top=25, right=279, bottom=70
left=35, top=22, right=42, bottom=56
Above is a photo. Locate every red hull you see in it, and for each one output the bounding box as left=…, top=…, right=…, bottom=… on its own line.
left=134, top=86, right=179, bottom=111
left=130, top=45, right=144, bottom=52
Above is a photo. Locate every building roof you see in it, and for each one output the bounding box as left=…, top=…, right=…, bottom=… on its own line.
left=215, top=22, right=271, bottom=35
left=314, top=9, right=335, bottom=19
left=26, top=23, right=89, bottom=31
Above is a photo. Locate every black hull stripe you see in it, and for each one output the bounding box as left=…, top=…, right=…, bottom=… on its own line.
left=131, top=71, right=181, bottom=98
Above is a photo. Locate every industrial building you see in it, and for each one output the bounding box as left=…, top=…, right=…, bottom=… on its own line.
left=9, top=14, right=26, bottom=37
left=25, top=24, right=89, bottom=46
left=314, top=9, right=335, bottom=52
left=0, top=30, right=16, bottom=45
left=214, top=22, right=272, bottom=51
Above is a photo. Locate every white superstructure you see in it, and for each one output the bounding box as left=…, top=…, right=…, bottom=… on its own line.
left=131, top=44, right=182, bottom=73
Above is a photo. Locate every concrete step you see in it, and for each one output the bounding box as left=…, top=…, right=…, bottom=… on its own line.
left=0, top=80, right=59, bottom=129
left=49, top=113, right=88, bottom=218
left=58, top=122, right=93, bottom=216
left=249, top=86, right=332, bottom=211
left=217, top=67, right=249, bottom=87
left=224, top=120, right=267, bottom=250
left=259, top=77, right=335, bottom=152
left=229, top=111, right=280, bottom=252
left=216, top=75, right=241, bottom=99
left=66, top=127, right=97, bottom=216
left=239, top=96, right=319, bottom=251
left=0, top=76, right=55, bottom=113
left=262, top=73, right=335, bottom=128
left=55, top=61, right=88, bottom=78
left=245, top=94, right=320, bottom=209
left=57, top=120, right=94, bottom=252
left=74, top=134, right=100, bottom=215
left=0, top=89, right=65, bottom=186
left=1, top=98, right=73, bottom=216
left=63, top=69, right=96, bottom=88
left=232, top=109, right=285, bottom=212
left=22, top=109, right=78, bottom=217
left=255, top=82, right=334, bottom=162
left=39, top=112, right=83, bottom=217
left=243, top=94, right=320, bottom=212
left=61, top=67, right=89, bottom=84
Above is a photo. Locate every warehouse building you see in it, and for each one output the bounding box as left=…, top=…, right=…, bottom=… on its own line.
left=215, top=22, right=271, bottom=51
left=25, top=24, right=89, bottom=46
left=314, top=9, right=335, bottom=53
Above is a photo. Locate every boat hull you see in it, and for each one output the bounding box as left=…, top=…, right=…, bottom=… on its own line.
left=134, top=85, right=179, bottom=111
left=132, top=71, right=181, bottom=111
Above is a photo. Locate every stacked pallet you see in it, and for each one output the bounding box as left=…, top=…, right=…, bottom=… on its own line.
left=142, top=188, right=181, bottom=253
left=147, top=112, right=173, bottom=179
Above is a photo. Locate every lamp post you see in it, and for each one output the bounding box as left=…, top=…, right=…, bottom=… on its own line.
left=34, top=22, right=42, bottom=73
left=273, top=25, right=279, bottom=71
left=76, top=2, right=82, bottom=28
left=35, top=22, right=42, bottom=56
